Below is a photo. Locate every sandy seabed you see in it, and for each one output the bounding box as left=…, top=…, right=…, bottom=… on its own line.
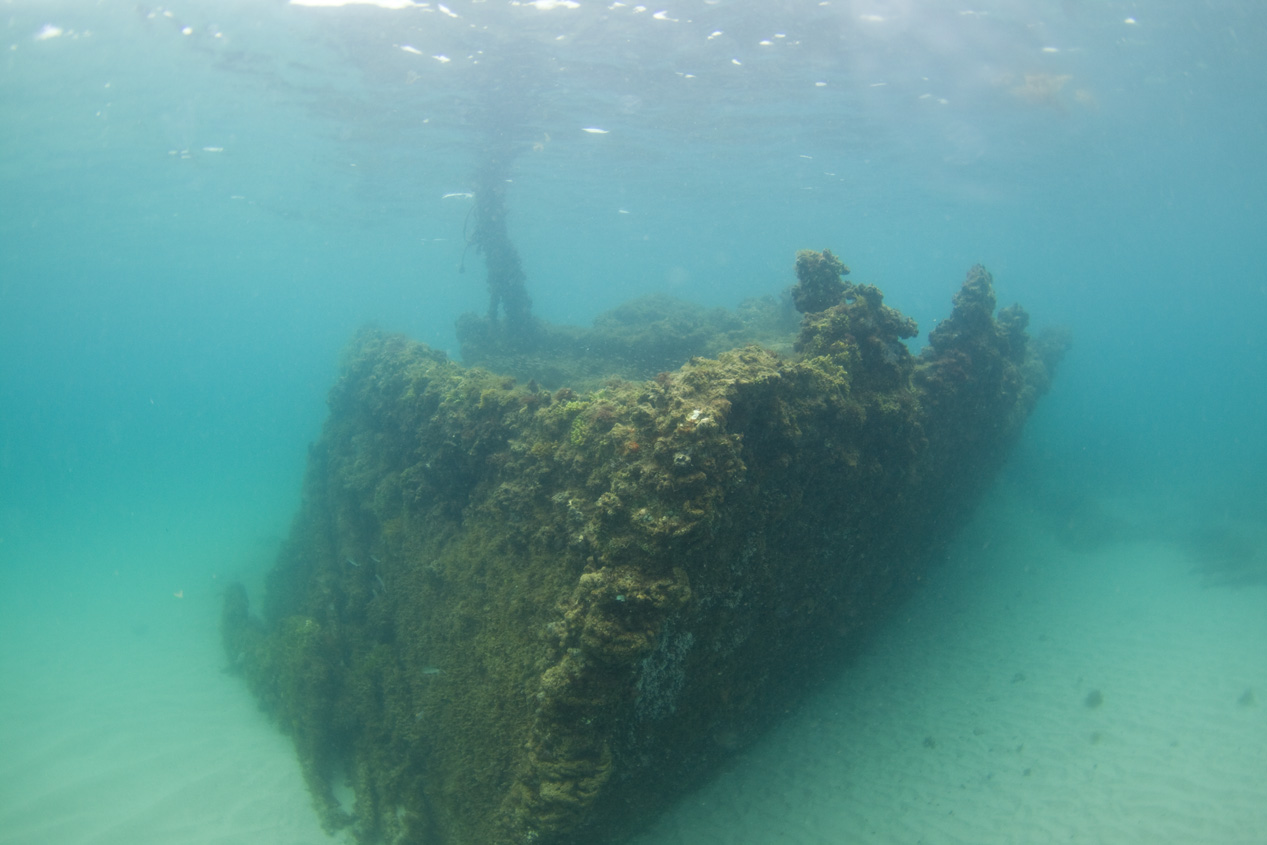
left=632, top=493, right=1267, bottom=845
left=2, top=492, right=1263, bottom=845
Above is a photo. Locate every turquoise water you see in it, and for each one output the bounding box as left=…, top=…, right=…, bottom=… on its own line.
left=1, top=2, right=1264, bottom=843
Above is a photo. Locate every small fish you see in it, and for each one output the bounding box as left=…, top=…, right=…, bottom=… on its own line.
left=370, top=555, right=382, bottom=565
left=581, top=127, right=609, bottom=134
left=375, top=573, right=386, bottom=590
left=346, top=557, right=360, bottom=568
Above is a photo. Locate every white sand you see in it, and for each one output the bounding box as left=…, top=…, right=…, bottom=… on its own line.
left=0, top=531, right=340, bottom=845
left=2, top=491, right=1263, bottom=845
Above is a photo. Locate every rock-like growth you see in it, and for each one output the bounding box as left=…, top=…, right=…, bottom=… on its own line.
left=790, top=248, right=850, bottom=313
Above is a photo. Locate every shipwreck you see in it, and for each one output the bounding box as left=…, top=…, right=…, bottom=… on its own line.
left=222, top=249, right=1067, bottom=844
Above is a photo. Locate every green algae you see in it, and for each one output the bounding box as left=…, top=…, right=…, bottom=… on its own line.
left=457, top=292, right=800, bottom=390
left=223, top=252, right=1067, bottom=845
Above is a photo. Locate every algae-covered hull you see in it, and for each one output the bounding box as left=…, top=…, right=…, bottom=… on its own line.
left=222, top=255, right=1065, bottom=845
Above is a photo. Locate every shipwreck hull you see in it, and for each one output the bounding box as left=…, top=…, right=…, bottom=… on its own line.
left=223, top=258, right=1065, bottom=845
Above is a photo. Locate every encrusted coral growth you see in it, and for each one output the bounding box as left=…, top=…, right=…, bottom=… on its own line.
left=790, top=248, right=850, bottom=313
left=223, top=251, right=1064, bottom=845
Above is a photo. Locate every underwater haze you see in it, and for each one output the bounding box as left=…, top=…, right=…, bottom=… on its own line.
left=2, top=1, right=1265, bottom=843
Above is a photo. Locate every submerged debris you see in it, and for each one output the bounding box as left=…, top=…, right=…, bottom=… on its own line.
left=222, top=252, right=1066, bottom=845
